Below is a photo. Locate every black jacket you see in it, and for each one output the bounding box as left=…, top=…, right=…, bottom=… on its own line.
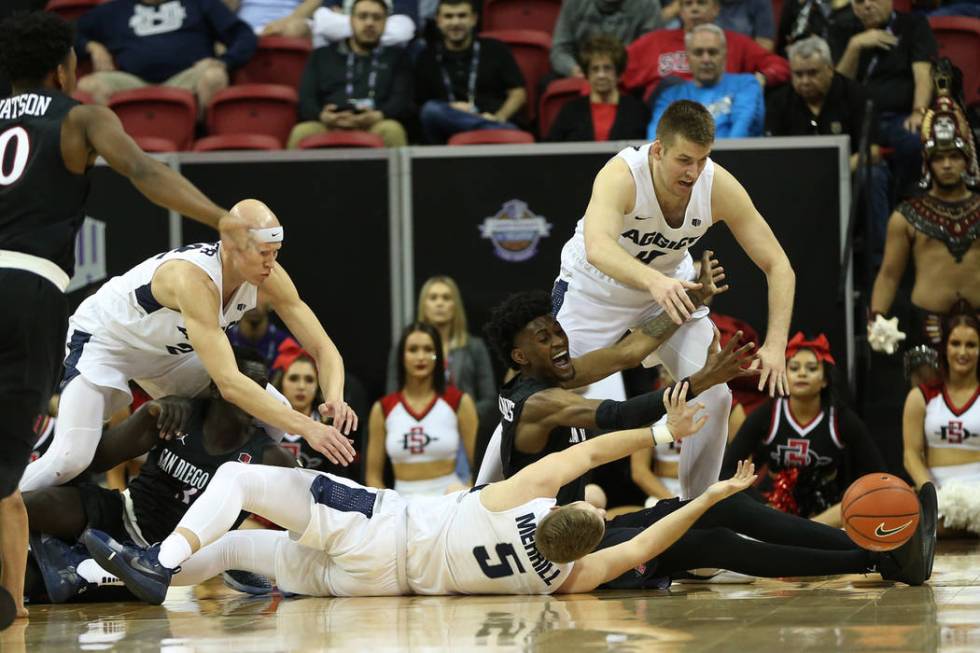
left=545, top=94, right=649, bottom=142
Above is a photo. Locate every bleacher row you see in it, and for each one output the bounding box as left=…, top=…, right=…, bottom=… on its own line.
left=47, top=0, right=980, bottom=151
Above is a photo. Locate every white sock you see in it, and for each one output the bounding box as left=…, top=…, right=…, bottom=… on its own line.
left=157, top=534, right=192, bottom=569
left=76, top=558, right=122, bottom=586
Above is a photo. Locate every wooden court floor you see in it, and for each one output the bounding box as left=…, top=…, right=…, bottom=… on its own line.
left=4, top=540, right=979, bottom=653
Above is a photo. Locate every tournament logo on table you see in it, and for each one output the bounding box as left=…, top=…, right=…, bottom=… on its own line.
left=478, top=200, right=552, bottom=263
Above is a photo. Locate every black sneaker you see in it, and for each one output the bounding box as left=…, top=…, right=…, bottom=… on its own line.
left=222, top=570, right=274, bottom=595
left=0, top=586, right=14, bottom=631
left=29, top=534, right=93, bottom=603
left=918, top=482, right=939, bottom=580
left=877, top=501, right=929, bottom=586
left=81, top=529, right=176, bottom=605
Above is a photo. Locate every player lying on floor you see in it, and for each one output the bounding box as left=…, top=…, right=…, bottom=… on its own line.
left=84, top=383, right=934, bottom=603
left=23, top=348, right=294, bottom=603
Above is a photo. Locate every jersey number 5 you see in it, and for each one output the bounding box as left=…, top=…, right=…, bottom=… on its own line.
left=0, top=127, right=30, bottom=186
left=472, top=543, right=526, bottom=579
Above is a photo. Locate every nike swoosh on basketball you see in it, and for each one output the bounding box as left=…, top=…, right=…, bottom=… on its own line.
left=874, top=520, right=913, bottom=537
left=635, top=216, right=655, bottom=220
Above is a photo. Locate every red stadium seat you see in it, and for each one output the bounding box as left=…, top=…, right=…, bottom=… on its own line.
left=193, top=134, right=282, bottom=152
left=206, top=84, right=297, bottom=146
left=929, top=16, right=980, bottom=106
left=108, top=87, right=197, bottom=151
left=45, top=0, right=104, bottom=21
left=538, top=77, right=588, bottom=138
left=132, top=136, right=178, bottom=153
left=297, top=131, right=385, bottom=148
left=893, top=0, right=911, bottom=12
left=233, top=36, right=313, bottom=89
left=480, top=30, right=553, bottom=121
left=447, top=129, right=535, bottom=145
left=482, top=0, right=562, bottom=34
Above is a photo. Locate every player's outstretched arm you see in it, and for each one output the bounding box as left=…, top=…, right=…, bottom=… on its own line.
left=73, top=105, right=227, bottom=228
left=263, top=263, right=358, bottom=435
left=556, top=460, right=757, bottom=593
left=711, top=164, right=795, bottom=397
left=89, top=397, right=194, bottom=472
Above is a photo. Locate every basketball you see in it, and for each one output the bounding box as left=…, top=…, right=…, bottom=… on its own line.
left=841, top=473, right=921, bottom=551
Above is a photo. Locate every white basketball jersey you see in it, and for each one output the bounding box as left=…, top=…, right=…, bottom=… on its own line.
left=562, top=143, right=714, bottom=282
left=921, top=383, right=980, bottom=452
left=406, top=490, right=573, bottom=595
left=381, top=386, right=462, bottom=464
left=69, top=242, right=257, bottom=392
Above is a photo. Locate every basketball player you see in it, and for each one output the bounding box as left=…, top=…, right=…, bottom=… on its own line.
left=0, top=11, right=240, bottom=623
left=24, top=347, right=295, bottom=603
left=554, top=99, right=795, bottom=500
left=21, top=198, right=359, bottom=503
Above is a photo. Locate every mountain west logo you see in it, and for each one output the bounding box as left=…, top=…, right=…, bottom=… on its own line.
left=479, top=200, right=552, bottom=263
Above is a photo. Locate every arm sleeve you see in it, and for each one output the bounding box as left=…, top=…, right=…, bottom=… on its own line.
left=549, top=1, right=581, bottom=76
left=739, top=34, right=790, bottom=85
left=378, top=50, right=414, bottom=122
left=414, top=50, right=440, bottom=104
left=595, top=389, right=669, bottom=430
left=839, top=407, right=886, bottom=480
left=910, top=16, right=939, bottom=62
left=546, top=102, right=577, bottom=142
left=297, top=52, right=323, bottom=122
left=751, top=0, right=776, bottom=40
left=497, top=42, right=526, bottom=89
left=721, top=401, right=772, bottom=477
left=203, top=0, right=258, bottom=70
left=74, top=4, right=109, bottom=55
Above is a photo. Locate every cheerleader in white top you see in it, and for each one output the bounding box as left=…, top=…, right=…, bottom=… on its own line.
left=904, top=305, right=980, bottom=535
left=366, top=323, right=478, bottom=497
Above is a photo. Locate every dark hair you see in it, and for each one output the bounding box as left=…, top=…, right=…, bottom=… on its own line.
left=351, top=0, right=390, bottom=15
left=396, top=322, right=447, bottom=394
left=655, top=100, right=715, bottom=148
left=0, top=12, right=74, bottom=85
left=270, top=353, right=324, bottom=414
left=940, top=301, right=980, bottom=381
left=436, top=0, right=477, bottom=12
left=485, top=291, right=553, bottom=370
left=578, top=34, right=628, bottom=75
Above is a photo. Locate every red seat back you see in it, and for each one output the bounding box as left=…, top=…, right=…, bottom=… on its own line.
left=480, top=30, right=553, bottom=121
left=233, top=36, right=313, bottom=89
left=45, top=0, right=103, bottom=21
left=538, top=77, right=588, bottom=138
left=482, top=0, right=562, bottom=34
left=297, top=131, right=385, bottom=148
left=929, top=17, right=980, bottom=106
left=206, top=84, right=297, bottom=146
left=108, top=87, right=197, bottom=151
left=193, top=134, right=282, bottom=152
left=448, top=129, right=534, bottom=145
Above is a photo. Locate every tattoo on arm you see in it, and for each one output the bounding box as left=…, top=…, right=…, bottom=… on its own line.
left=640, top=290, right=703, bottom=338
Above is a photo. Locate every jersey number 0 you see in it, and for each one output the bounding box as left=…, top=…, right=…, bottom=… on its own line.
left=0, top=127, right=30, bottom=186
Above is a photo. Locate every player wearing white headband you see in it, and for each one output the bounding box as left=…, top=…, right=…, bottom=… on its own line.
left=22, top=199, right=358, bottom=494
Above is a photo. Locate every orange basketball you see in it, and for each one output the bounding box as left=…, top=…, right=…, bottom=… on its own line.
left=841, top=473, right=920, bottom=551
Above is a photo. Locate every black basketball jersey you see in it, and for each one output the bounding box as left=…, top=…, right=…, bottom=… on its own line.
left=129, top=400, right=271, bottom=544
left=0, top=89, right=90, bottom=275
left=498, top=374, right=589, bottom=505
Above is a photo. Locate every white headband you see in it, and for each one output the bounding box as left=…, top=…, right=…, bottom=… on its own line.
left=250, top=227, right=284, bottom=243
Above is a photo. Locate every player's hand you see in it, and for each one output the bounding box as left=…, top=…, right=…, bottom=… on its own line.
left=695, top=250, right=728, bottom=303
left=146, top=396, right=194, bottom=441
left=217, top=210, right=249, bottom=249
left=318, top=399, right=359, bottom=435
left=663, top=382, right=707, bottom=441
left=754, top=342, right=788, bottom=397
left=691, top=328, right=758, bottom=392
left=704, top=459, right=757, bottom=503
left=647, top=272, right=702, bottom=325
left=304, top=421, right=356, bottom=466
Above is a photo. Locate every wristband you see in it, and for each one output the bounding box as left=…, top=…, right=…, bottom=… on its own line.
left=651, top=424, right=674, bottom=446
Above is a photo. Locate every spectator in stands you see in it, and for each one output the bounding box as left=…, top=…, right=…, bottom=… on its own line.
left=766, top=35, right=890, bottom=262
left=75, top=0, right=257, bottom=108
left=225, top=0, right=317, bottom=37
left=831, top=0, right=937, bottom=198
left=717, top=0, right=776, bottom=51
left=622, top=0, right=790, bottom=101
left=775, top=0, right=861, bottom=57
left=546, top=35, right=648, bottom=142
left=228, top=301, right=292, bottom=369
left=723, top=333, right=886, bottom=525
left=869, top=85, right=980, bottom=350
left=903, top=306, right=980, bottom=537
left=287, top=0, right=412, bottom=148
left=414, top=0, right=525, bottom=144
left=550, top=0, right=664, bottom=78
left=649, top=25, right=764, bottom=138
left=313, top=0, right=417, bottom=48
left=386, top=275, right=497, bottom=476
left=369, top=323, right=478, bottom=496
